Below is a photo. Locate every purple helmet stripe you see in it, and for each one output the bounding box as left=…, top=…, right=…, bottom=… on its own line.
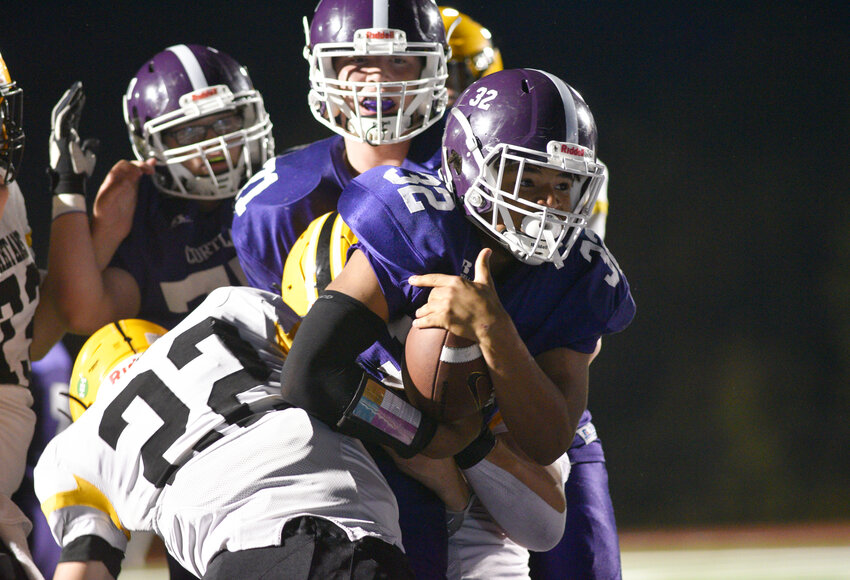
left=535, top=69, right=578, bottom=144
left=166, top=44, right=208, bottom=91
left=373, top=0, right=389, bottom=28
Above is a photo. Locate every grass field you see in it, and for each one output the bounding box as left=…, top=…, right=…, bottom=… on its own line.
left=116, top=523, right=850, bottom=579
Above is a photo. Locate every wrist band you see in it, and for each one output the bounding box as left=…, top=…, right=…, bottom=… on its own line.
left=455, top=426, right=496, bottom=470
left=52, top=193, right=87, bottom=219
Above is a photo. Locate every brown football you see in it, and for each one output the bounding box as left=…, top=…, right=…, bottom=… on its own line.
left=402, top=325, right=494, bottom=422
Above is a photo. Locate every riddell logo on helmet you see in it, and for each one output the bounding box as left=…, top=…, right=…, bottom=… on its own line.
left=191, top=88, right=219, bottom=101
left=558, top=144, right=590, bottom=157
left=366, top=30, right=395, bottom=40
left=107, top=354, right=142, bottom=385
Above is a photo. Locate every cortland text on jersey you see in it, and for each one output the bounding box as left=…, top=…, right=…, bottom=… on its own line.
left=185, top=230, right=237, bottom=265
left=0, top=229, right=31, bottom=273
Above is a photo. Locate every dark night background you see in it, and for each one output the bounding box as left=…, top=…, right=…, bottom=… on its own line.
left=5, top=1, right=848, bottom=531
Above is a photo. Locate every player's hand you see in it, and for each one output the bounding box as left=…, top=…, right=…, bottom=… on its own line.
left=91, top=159, right=155, bottom=242
left=409, top=248, right=510, bottom=343
left=49, top=81, right=98, bottom=195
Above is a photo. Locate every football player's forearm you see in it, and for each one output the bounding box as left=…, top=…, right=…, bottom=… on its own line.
left=29, top=281, right=65, bottom=360
left=89, top=218, right=126, bottom=271
left=478, top=321, right=574, bottom=465
left=47, top=213, right=106, bottom=323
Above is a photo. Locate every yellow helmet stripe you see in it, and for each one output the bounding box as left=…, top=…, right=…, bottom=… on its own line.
left=41, top=475, right=131, bottom=540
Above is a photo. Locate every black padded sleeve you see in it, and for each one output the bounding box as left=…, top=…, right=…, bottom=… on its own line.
left=280, top=290, right=385, bottom=425
left=59, top=535, right=124, bottom=579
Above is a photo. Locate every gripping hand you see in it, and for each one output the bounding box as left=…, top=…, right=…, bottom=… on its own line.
left=49, top=81, right=98, bottom=195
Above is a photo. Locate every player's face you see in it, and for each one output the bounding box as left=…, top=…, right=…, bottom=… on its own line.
left=162, top=111, right=244, bottom=176
left=502, top=163, right=576, bottom=211
left=490, top=162, right=576, bottom=234
left=333, top=55, right=424, bottom=118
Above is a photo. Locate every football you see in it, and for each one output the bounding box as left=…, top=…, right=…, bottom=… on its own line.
left=402, top=325, right=494, bottom=422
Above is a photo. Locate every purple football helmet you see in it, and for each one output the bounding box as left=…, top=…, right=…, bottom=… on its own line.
left=0, top=52, right=25, bottom=184
left=304, top=0, right=449, bottom=145
left=441, top=68, right=606, bottom=268
left=123, top=44, right=273, bottom=200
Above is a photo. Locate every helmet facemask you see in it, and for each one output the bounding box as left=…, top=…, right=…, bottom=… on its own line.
left=0, top=81, right=24, bottom=184
left=305, top=21, right=448, bottom=145
left=124, top=84, right=273, bottom=200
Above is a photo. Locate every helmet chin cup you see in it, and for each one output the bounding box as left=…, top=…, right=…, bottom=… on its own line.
left=349, top=113, right=409, bottom=145
left=520, top=214, right=547, bottom=238
left=500, top=230, right=546, bottom=266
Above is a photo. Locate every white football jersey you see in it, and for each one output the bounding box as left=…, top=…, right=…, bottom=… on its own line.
left=0, top=181, right=39, bottom=389
left=35, top=286, right=402, bottom=577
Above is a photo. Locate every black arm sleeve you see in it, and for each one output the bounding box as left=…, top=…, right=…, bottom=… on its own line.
left=59, top=535, right=124, bottom=579
left=281, top=290, right=386, bottom=424
left=280, top=290, right=436, bottom=457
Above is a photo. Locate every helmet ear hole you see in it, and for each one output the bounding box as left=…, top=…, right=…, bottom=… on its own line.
left=447, top=149, right=463, bottom=178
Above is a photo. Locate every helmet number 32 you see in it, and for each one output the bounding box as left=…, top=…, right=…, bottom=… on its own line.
left=467, top=87, right=498, bottom=110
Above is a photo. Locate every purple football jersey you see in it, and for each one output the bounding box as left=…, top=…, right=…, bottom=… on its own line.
left=340, top=166, right=635, bottom=355
left=109, top=176, right=246, bottom=329
left=340, top=166, right=635, bottom=438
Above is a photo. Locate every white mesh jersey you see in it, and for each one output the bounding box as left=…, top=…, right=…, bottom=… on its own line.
left=34, top=286, right=402, bottom=577
left=0, top=181, right=39, bottom=389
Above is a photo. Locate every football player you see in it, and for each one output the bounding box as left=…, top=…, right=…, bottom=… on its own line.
left=279, top=68, right=635, bottom=578
left=35, top=286, right=480, bottom=579
left=232, top=0, right=449, bottom=295
left=44, top=44, right=274, bottom=334
left=440, top=9, right=619, bottom=577
left=1, top=50, right=69, bottom=580
left=43, top=44, right=273, bottom=580
left=231, top=1, right=456, bottom=575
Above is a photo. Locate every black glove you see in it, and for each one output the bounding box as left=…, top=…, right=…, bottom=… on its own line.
left=49, top=81, right=98, bottom=195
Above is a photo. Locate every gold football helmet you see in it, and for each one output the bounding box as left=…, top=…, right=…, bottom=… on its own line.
left=439, top=7, right=504, bottom=104
left=68, top=319, right=168, bottom=421
left=281, top=211, right=357, bottom=317
left=0, top=52, right=25, bottom=183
